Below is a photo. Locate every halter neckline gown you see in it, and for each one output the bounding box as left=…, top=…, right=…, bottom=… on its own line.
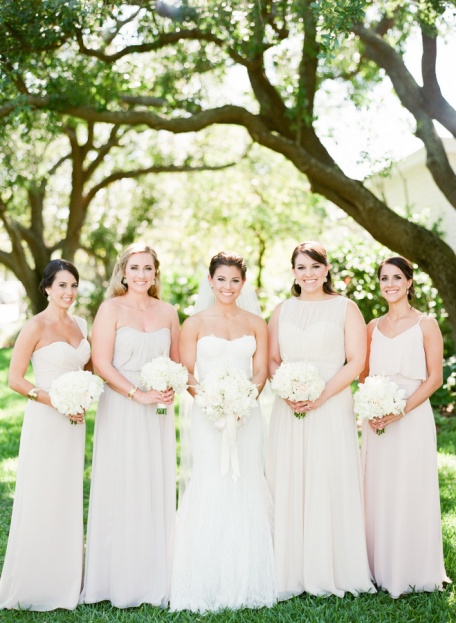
left=267, top=296, right=374, bottom=599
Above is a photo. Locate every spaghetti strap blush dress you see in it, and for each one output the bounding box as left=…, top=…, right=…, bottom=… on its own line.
left=80, top=327, right=176, bottom=608
left=0, top=317, right=89, bottom=611
left=267, top=296, right=374, bottom=599
left=361, top=318, right=450, bottom=597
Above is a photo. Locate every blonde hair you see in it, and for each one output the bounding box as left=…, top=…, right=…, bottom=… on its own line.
left=106, top=243, right=161, bottom=299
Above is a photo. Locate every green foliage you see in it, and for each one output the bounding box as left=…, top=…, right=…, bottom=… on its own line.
left=328, top=236, right=454, bottom=357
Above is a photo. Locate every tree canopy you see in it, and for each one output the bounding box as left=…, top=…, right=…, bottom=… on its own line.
left=1, top=0, right=455, bottom=341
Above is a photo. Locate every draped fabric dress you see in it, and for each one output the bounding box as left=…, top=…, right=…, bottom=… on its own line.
left=80, top=327, right=176, bottom=608
left=0, top=317, right=89, bottom=611
left=170, top=335, right=277, bottom=613
left=267, top=297, right=374, bottom=599
left=361, top=319, right=450, bottom=597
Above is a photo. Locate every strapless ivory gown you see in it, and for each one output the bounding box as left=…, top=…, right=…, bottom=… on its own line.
left=170, top=335, right=277, bottom=613
left=267, top=297, right=374, bottom=599
left=0, top=317, right=89, bottom=611
left=80, top=327, right=176, bottom=608
left=361, top=319, right=450, bottom=597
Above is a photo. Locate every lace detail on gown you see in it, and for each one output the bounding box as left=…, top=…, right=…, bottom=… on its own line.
left=170, top=335, right=277, bottom=613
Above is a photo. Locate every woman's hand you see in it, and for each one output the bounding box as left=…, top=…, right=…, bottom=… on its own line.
left=286, top=393, right=327, bottom=415
left=369, top=412, right=403, bottom=434
left=135, top=387, right=175, bottom=406
left=68, top=411, right=86, bottom=425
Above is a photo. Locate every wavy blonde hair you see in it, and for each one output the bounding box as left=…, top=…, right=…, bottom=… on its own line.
left=106, top=243, right=161, bottom=299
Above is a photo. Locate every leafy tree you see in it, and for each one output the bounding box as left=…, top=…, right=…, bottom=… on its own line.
left=1, top=0, right=456, bottom=344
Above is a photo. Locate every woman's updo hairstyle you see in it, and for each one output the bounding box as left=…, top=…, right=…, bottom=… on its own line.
left=209, top=251, right=247, bottom=280
left=377, top=256, right=415, bottom=301
left=106, top=242, right=160, bottom=299
left=291, top=241, right=336, bottom=296
left=39, top=259, right=79, bottom=298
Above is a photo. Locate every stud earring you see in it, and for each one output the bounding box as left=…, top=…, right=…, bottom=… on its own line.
left=121, top=277, right=127, bottom=285
left=324, top=276, right=328, bottom=283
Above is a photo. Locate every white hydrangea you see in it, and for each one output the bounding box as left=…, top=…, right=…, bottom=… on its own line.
left=354, top=375, right=406, bottom=433
left=270, top=360, right=325, bottom=418
left=140, top=356, right=188, bottom=413
left=195, top=368, right=258, bottom=430
left=49, top=370, right=104, bottom=421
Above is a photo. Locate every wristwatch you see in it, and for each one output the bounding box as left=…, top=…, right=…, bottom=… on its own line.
left=27, top=387, right=39, bottom=401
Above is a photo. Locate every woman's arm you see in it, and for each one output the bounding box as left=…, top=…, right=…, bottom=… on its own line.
left=8, top=318, right=53, bottom=406
left=359, top=319, right=375, bottom=383
left=179, top=317, right=199, bottom=398
left=268, top=304, right=282, bottom=380
left=251, top=316, right=268, bottom=394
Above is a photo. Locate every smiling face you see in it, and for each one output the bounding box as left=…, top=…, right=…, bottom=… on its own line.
left=379, top=262, right=412, bottom=303
left=209, top=264, right=245, bottom=304
left=292, top=252, right=329, bottom=296
left=46, top=270, right=78, bottom=309
left=123, top=252, right=156, bottom=293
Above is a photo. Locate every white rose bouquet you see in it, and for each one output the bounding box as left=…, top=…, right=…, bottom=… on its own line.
left=354, top=375, right=406, bottom=435
left=49, top=370, right=104, bottom=424
left=140, top=356, right=188, bottom=414
left=271, top=360, right=325, bottom=418
left=195, top=368, right=258, bottom=481
left=195, top=368, right=258, bottom=429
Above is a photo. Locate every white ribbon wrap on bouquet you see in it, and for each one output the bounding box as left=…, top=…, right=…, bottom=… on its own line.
left=220, top=414, right=240, bottom=482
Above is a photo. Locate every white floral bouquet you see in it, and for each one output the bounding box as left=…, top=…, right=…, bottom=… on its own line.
left=354, top=375, right=406, bottom=435
left=49, top=370, right=104, bottom=424
left=195, top=368, right=258, bottom=430
left=270, top=360, right=325, bottom=418
left=140, top=355, right=188, bottom=414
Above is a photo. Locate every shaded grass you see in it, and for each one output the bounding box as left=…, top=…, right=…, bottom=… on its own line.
left=0, top=347, right=455, bottom=623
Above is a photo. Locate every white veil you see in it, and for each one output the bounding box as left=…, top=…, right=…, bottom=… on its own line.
left=178, top=277, right=269, bottom=498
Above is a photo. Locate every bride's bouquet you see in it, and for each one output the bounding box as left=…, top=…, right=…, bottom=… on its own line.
left=140, top=356, right=188, bottom=414
left=49, top=370, right=104, bottom=424
left=354, top=375, right=406, bottom=435
left=195, top=368, right=258, bottom=481
left=195, top=368, right=258, bottom=429
left=271, top=360, right=325, bottom=418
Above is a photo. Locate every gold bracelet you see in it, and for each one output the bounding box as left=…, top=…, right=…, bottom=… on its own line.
left=127, top=386, right=138, bottom=400
left=27, top=387, right=39, bottom=401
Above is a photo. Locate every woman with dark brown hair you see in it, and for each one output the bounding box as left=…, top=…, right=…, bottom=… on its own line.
left=267, top=241, right=374, bottom=599
left=0, top=259, right=89, bottom=610
left=360, top=256, right=449, bottom=597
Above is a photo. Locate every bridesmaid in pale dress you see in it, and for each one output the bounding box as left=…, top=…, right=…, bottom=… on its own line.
left=0, top=260, right=89, bottom=610
left=80, top=242, right=179, bottom=608
left=360, top=256, right=450, bottom=597
left=267, top=241, right=374, bottom=599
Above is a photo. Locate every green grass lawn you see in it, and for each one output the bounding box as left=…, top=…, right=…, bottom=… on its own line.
left=0, top=347, right=455, bottom=623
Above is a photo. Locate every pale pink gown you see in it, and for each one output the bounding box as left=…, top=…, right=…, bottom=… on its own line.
left=361, top=317, right=450, bottom=597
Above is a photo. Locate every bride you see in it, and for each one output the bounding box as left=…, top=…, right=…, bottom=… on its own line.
left=170, top=251, right=277, bottom=613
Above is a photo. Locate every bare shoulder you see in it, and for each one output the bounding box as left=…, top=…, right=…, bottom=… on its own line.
left=181, top=313, right=204, bottom=334
left=155, top=298, right=178, bottom=319
left=269, top=301, right=284, bottom=323
left=419, top=314, right=441, bottom=337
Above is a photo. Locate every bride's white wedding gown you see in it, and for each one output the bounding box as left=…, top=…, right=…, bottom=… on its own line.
left=170, top=335, right=277, bottom=613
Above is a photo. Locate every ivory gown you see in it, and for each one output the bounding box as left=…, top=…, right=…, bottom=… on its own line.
left=267, top=296, right=374, bottom=599
left=170, top=335, right=277, bottom=613
left=361, top=318, right=450, bottom=597
left=80, top=327, right=176, bottom=608
left=0, top=317, right=89, bottom=611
